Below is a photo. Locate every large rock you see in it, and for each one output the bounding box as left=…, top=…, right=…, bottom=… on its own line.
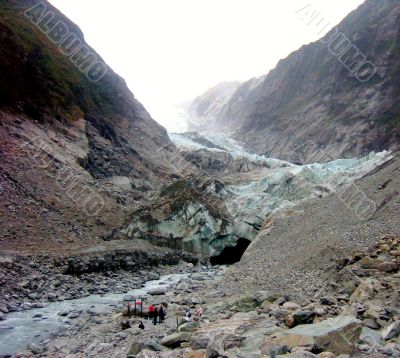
left=350, top=279, right=382, bottom=303
left=286, top=310, right=316, bottom=328
left=0, top=305, right=8, bottom=314
left=27, top=343, right=43, bottom=354
left=178, top=322, right=200, bottom=332
left=381, top=321, right=400, bottom=340
left=207, top=294, right=262, bottom=314
left=148, top=272, right=161, bottom=280
left=359, top=257, right=383, bottom=269
left=191, top=273, right=207, bottom=281
left=127, top=340, right=164, bottom=356
left=273, top=315, right=362, bottom=355
left=161, top=332, right=192, bottom=348
left=377, top=262, right=398, bottom=273
left=360, top=326, right=382, bottom=346
left=206, top=333, right=245, bottom=358
left=149, top=287, right=168, bottom=296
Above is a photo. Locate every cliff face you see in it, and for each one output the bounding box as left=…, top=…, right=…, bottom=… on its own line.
left=0, top=0, right=179, bottom=254
left=0, top=0, right=173, bottom=166
left=187, top=0, right=400, bottom=163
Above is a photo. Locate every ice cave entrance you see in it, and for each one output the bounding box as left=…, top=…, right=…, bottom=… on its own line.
left=210, top=238, right=251, bottom=265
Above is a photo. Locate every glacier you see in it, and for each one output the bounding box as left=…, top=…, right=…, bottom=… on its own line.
left=166, top=132, right=391, bottom=253
left=116, top=131, right=391, bottom=259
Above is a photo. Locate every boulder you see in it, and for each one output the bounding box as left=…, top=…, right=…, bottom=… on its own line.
left=127, top=340, right=164, bottom=356
left=260, top=300, right=275, bottom=310
left=261, top=342, right=288, bottom=356
left=274, top=315, right=362, bottom=355
left=266, top=293, right=286, bottom=303
left=67, top=310, right=81, bottom=319
left=350, top=279, right=381, bottom=303
left=359, top=257, right=382, bottom=269
left=178, top=322, right=200, bottom=332
left=377, top=262, right=398, bottom=273
left=149, top=287, right=167, bottom=296
left=148, top=272, right=160, bottom=280
left=283, top=302, right=301, bottom=311
left=363, top=307, right=380, bottom=321
left=320, top=297, right=337, bottom=306
left=161, top=332, right=192, bottom=348
left=0, top=305, right=9, bottom=314
left=186, top=351, right=206, bottom=358
left=362, top=319, right=380, bottom=330
left=206, top=333, right=245, bottom=358
left=340, top=281, right=357, bottom=295
left=285, top=310, right=316, bottom=328
left=28, top=343, right=43, bottom=354
left=191, top=273, right=206, bottom=281
left=207, top=294, right=260, bottom=314
left=190, top=334, right=210, bottom=350
left=291, top=311, right=316, bottom=326
left=381, top=321, right=400, bottom=340
left=360, top=326, right=382, bottom=346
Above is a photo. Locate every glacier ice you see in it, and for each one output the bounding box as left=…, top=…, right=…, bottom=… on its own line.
left=166, top=131, right=391, bottom=254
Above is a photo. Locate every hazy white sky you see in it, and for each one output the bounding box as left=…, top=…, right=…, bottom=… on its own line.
left=48, top=0, right=364, bottom=131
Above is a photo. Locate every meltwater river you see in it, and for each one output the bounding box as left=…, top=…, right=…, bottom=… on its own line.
left=0, top=273, right=187, bottom=356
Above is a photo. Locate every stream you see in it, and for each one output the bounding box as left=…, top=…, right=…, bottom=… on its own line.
left=0, top=273, right=188, bottom=356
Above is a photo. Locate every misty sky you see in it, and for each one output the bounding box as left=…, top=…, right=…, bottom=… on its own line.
left=48, top=0, right=364, bottom=131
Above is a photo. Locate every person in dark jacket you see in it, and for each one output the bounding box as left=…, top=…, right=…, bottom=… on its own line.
left=159, top=305, right=165, bottom=323
left=153, top=307, right=158, bottom=325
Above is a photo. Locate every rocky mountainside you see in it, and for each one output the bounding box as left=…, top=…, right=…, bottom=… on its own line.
left=0, top=0, right=184, bottom=255
left=187, top=0, right=400, bottom=163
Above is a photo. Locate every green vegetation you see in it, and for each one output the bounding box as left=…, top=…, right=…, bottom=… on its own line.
left=0, top=2, right=131, bottom=125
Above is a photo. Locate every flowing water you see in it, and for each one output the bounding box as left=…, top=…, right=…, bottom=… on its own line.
left=0, top=273, right=187, bottom=356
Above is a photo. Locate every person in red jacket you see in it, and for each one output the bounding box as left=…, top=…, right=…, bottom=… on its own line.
left=148, top=304, right=155, bottom=319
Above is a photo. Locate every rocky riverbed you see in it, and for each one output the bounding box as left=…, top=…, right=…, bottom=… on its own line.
left=0, top=265, right=225, bottom=357
left=132, top=235, right=398, bottom=358
left=0, top=236, right=399, bottom=357
left=0, top=240, right=198, bottom=315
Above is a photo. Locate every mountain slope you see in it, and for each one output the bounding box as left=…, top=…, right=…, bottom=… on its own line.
left=0, top=0, right=173, bottom=165
left=221, top=147, right=400, bottom=300
left=0, top=0, right=180, bottom=254
left=187, top=0, right=400, bottom=163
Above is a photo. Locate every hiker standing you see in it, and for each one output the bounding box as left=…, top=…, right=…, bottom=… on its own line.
left=127, top=302, right=131, bottom=317
left=148, top=304, right=155, bottom=320
left=159, top=305, right=165, bottom=323
left=153, top=307, right=158, bottom=325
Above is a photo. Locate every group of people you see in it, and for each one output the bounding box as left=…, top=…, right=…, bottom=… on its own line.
left=125, top=301, right=204, bottom=330
left=148, top=304, right=166, bottom=325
